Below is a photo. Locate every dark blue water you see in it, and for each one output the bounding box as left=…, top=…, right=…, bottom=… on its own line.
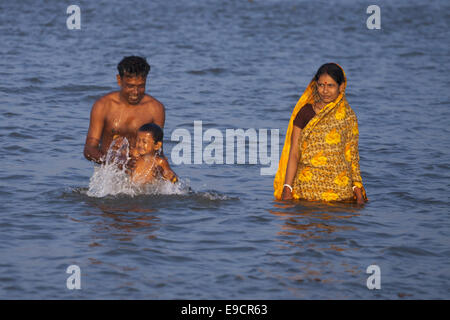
left=0, top=0, right=449, bottom=299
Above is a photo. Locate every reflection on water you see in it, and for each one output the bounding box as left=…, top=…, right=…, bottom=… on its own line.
left=67, top=200, right=164, bottom=291
left=270, top=201, right=361, bottom=245
left=74, top=200, right=161, bottom=244
left=267, top=201, right=363, bottom=295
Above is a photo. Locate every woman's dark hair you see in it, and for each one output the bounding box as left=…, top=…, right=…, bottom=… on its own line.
left=117, top=56, right=150, bottom=78
left=314, top=63, right=345, bottom=86
left=138, top=123, right=163, bottom=143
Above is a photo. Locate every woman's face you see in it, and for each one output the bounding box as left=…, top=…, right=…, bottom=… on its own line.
left=316, top=74, right=344, bottom=104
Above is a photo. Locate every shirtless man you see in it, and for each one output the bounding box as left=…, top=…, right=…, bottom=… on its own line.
left=84, top=56, right=165, bottom=165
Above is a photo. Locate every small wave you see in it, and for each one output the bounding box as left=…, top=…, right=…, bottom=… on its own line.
left=193, top=191, right=237, bottom=201
left=385, top=246, right=438, bottom=257
left=398, top=51, right=425, bottom=58
left=85, top=138, right=191, bottom=198
left=8, top=132, right=36, bottom=139
left=80, top=183, right=236, bottom=202
left=84, top=138, right=237, bottom=201
left=186, top=68, right=226, bottom=75
left=86, top=162, right=191, bottom=198
left=2, top=112, right=20, bottom=118
left=85, top=165, right=235, bottom=200
left=52, top=84, right=113, bottom=93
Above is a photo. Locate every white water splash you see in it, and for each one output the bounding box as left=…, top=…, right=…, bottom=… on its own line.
left=86, top=138, right=190, bottom=198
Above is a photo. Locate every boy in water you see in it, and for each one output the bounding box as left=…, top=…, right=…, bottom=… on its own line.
left=129, top=123, right=178, bottom=185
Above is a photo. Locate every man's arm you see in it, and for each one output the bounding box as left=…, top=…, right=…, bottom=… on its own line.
left=153, top=101, right=165, bottom=129
left=84, top=100, right=106, bottom=163
left=152, top=100, right=166, bottom=157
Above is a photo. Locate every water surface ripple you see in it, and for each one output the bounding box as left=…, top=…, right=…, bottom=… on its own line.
left=0, top=0, right=449, bottom=299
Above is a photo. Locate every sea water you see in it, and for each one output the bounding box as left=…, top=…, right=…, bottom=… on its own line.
left=0, top=0, right=448, bottom=299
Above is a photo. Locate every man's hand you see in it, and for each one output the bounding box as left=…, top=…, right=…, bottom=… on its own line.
left=129, top=147, right=139, bottom=158
left=84, top=141, right=105, bottom=164
left=125, top=148, right=139, bottom=172
left=125, top=157, right=137, bottom=172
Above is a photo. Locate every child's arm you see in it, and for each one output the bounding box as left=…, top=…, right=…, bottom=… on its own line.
left=157, top=157, right=178, bottom=183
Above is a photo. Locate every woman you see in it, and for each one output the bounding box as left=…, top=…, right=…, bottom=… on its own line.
left=274, top=63, right=367, bottom=205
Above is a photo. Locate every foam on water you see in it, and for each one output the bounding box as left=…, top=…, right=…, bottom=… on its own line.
left=86, top=138, right=190, bottom=198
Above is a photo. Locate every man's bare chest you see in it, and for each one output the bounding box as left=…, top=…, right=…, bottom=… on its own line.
left=105, top=107, right=154, bottom=136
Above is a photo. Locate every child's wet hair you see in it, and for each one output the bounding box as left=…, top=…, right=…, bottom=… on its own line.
left=138, top=123, right=163, bottom=143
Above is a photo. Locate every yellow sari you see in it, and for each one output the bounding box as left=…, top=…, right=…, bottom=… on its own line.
left=274, top=66, right=367, bottom=201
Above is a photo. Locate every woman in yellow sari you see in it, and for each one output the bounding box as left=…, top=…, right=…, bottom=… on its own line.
left=274, top=63, right=367, bottom=205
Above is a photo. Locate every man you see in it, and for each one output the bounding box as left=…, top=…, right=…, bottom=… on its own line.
left=84, top=56, right=165, bottom=164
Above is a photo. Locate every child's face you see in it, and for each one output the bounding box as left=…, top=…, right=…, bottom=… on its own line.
left=136, top=131, right=161, bottom=156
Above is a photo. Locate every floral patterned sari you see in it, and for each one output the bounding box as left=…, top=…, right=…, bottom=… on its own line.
left=274, top=66, right=367, bottom=201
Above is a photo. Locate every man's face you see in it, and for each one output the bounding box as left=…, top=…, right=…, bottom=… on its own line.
left=117, top=74, right=147, bottom=105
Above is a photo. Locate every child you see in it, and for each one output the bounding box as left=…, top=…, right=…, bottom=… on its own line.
left=129, top=123, right=178, bottom=185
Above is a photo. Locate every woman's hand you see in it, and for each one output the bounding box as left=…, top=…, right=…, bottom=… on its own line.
left=281, top=125, right=302, bottom=201
left=353, top=187, right=365, bottom=206
left=281, top=186, right=293, bottom=200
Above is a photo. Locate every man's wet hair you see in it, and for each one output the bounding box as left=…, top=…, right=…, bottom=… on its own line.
left=138, top=123, right=163, bottom=143
left=117, top=56, right=151, bottom=78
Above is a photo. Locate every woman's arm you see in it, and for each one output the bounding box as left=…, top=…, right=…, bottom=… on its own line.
left=348, top=115, right=367, bottom=204
left=282, top=125, right=302, bottom=200
left=353, top=186, right=365, bottom=205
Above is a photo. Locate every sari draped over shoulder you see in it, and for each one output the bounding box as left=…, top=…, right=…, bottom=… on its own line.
left=273, top=66, right=367, bottom=201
